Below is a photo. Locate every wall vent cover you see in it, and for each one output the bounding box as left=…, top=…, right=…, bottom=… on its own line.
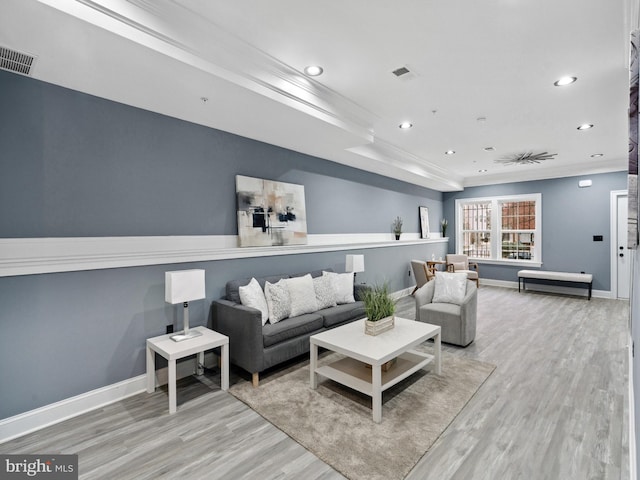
left=0, top=46, right=36, bottom=76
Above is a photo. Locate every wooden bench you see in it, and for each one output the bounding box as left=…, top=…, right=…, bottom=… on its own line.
left=518, top=270, right=593, bottom=300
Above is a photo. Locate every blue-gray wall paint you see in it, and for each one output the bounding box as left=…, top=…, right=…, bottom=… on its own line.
left=443, top=172, right=627, bottom=291
left=0, top=70, right=441, bottom=238
left=0, top=70, right=445, bottom=419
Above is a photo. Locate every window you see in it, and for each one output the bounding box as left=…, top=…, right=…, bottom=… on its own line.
left=455, top=194, right=541, bottom=265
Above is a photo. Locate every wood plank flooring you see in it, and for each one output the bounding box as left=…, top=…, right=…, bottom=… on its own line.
left=0, top=286, right=630, bottom=479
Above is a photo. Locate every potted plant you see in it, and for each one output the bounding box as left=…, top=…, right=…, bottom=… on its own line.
left=441, top=218, right=448, bottom=238
left=363, top=283, right=396, bottom=335
left=392, top=216, right=403, bottom=240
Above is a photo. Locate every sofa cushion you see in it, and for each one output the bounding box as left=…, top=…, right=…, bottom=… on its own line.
left=227, top=274, right=290, bottom=304
left=285, top=274, right=319, bottom=317
left=319, top=301, right=366, bottom=328
left=264, top=279, right=291, bottom=324
left=323, top=271, right=355, bottom=304
left=262, top=313, right=324, bottom=347
left=313, top=274, right=337, bottom=310
left=238, top=278, right=269, bottom=325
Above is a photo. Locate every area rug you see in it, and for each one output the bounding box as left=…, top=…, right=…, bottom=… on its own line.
left=229, top=344, right=495, bottom=480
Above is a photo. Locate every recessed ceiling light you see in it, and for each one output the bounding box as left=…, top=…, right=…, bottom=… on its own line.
left=399, top=122, right=413, bottom=129
left=445, top=150, right=455, bottom=155
left=577, top=123, right=594, bottom=130
left=200, top=97, right=208, bottom=103
left=590, top=153, right=604, bottom=158
left=478, top=169, right=488, bottom=173
left=483, top=146, right=495, bottom=152
left=304, top=65, right=323, bottom=76
left=554, top=76, right=577, bottom=86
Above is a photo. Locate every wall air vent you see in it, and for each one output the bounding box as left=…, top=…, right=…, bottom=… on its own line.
left=0, top=46, right=37, bottom=76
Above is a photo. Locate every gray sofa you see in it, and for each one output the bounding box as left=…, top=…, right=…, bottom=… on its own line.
left=211, top=269, right=366, bottom=386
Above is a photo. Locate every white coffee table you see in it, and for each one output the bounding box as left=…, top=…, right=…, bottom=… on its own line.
left=310, top=317, right=441, bottom=423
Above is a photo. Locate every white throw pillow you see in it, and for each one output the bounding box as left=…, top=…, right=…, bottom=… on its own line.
left=264, top=279, right=291, bottom=324
left=323, top=271, right=355, bottom=304
left=432, top=272, right=468, bottom=305
left=285, top=274, right=319, bottom=317
left=238, top=277, right=269, bottom=325
left=313, top=274, right=337, bottom=310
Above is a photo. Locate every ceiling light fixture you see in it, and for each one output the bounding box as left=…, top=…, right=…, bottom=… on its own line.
left=590, top=153, right=604, bottom=158
left=399, top=122, right=413, bottom=129
left=577, top=123, right=594, bottom=130
left=478, top=169, right=488, bottom=173
left=495, top=151, right=557, bottom=165
left=445, top=150, right=455, bottom=155
left=483, top=147, right=495, bottom=152
left=304, top=65, right=323, bottom=76
left=554, top=76, right=577, bottom=86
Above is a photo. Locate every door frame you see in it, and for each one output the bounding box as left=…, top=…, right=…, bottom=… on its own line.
left=611, top=189, right=629, bottom=299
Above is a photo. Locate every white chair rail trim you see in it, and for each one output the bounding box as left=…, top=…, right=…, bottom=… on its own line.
left=0, top=234, right=448, bottom=277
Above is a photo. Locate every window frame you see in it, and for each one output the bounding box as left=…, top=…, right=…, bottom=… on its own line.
left=455, top=193, right=542, bottom=267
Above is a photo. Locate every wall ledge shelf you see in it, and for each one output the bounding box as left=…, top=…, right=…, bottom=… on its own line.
left=0, top=234, right=448, bottom=277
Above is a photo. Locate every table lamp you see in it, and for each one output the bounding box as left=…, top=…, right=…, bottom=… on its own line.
left=345, top=254, right=365, bottom=282
left=165, top=269, right=205, bottom=342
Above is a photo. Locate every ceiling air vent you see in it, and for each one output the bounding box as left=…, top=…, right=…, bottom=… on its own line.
left=391, top=65, right=417, bottom=82
left=392, top=66, right=411, bottom=77
left=0, top=46, right=36, bottom=76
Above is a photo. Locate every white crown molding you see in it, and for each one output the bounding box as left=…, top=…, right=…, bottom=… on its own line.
left=38, top=0, right=377, bottom=143
left=463, top=160, right=627, bottom=188
left=0, top=234, right=448, bottom=277
left=347, top=138, right=464, bottom=191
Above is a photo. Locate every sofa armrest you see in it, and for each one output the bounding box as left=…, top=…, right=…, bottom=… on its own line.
left=212, top=299, right=265, bottom=375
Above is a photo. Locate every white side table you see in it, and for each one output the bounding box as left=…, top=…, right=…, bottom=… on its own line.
left=146, top=326, right=229, bottom=414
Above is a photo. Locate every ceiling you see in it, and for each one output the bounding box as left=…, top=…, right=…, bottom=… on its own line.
left=0, top=0, right=636, bottom=191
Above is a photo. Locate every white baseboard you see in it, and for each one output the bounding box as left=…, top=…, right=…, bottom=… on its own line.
left=0, top=354, right=217, bottom=444
left=392, top=287, right=414, bottom=300
left=629, top=338, right=637, bottom=480
left=0, top=375, right=146, bottom=444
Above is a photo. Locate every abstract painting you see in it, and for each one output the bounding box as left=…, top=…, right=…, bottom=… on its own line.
left=419, top=206, right=430, bottom=239
left=236, top=175, right=308, bottom=247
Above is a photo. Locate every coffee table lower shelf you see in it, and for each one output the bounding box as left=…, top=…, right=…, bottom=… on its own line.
left=315, top=350, right=433, bottom=396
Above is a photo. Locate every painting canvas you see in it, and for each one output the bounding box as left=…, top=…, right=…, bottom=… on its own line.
left=419, top=206, right=430, bottom=239
left=236, top=175, right=308, bottom=247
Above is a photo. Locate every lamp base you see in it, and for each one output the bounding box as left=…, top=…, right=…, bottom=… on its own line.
left=170, top=329, right=203, bottom=342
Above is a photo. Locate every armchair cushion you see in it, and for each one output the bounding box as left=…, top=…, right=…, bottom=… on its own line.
left=432, top=272, right=468, bottom=305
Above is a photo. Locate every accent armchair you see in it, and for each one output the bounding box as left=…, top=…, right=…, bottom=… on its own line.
left=414, top=275, right=477, bottom=347
left=446, top=254, right=480, bottom=287
left=410, top=259, right=433, bottom=295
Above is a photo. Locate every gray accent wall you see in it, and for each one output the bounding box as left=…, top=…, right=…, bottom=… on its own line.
left=0, top=70, right=444, bottom=419
left=443, top=172, right=628, bottom=291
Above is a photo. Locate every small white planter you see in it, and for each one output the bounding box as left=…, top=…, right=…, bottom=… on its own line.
left=364, top=315, right=395, bottom=336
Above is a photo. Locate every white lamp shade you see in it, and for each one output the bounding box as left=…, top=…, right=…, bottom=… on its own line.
left=165, top=269, right=206, bottom=304
left=345, top=254, right=365, bottom=273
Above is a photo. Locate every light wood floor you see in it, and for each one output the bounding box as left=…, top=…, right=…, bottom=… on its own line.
left=0, top=286, right=630, bottom=479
